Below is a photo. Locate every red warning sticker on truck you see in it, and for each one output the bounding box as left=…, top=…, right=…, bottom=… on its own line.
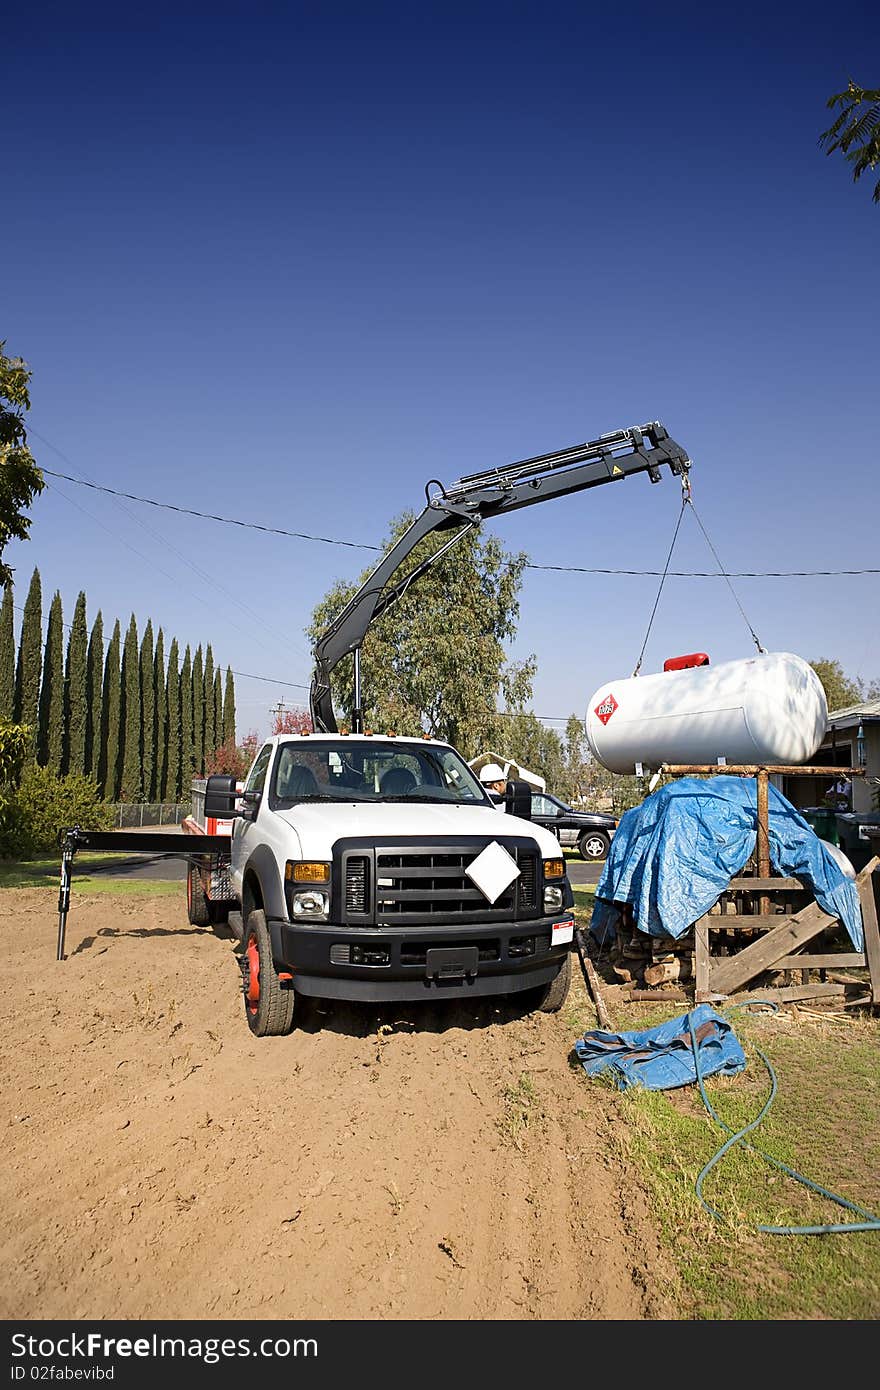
left=594, top=692, right=618, bottom=725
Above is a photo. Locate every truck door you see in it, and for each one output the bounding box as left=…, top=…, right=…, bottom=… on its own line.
left=230, top=742, right=273, bottom=896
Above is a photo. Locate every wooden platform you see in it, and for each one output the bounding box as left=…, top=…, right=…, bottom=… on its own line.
left=693, top=855, right=879, bottom=1007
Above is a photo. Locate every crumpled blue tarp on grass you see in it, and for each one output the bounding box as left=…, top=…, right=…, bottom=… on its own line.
left=574, top=1004, right=746, bottom=1091
left=590, top=776, right=863, bottom=951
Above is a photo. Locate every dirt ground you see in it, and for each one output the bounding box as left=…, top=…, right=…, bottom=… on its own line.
left=0, top=890, right=676, bottom=1320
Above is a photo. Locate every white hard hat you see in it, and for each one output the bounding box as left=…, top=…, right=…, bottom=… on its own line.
left=479, top=762, right=505, bottom=783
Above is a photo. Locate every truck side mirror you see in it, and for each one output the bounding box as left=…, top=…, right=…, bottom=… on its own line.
left=204, top=774, right=239, bottom=818
left=505, top=779, right=532, bottom=820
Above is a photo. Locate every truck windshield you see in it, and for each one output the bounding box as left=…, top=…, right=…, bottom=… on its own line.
left=269, top=741, right=492, bottom=807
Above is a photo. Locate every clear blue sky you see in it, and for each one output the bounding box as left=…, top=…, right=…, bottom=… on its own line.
left=3, top=1, right=878, bottom=739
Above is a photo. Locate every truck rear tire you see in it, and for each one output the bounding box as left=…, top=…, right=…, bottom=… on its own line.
left=241, top=908, right=295, bottom=1037
left=186, top=863, right=212, bottom=927
left=532, top=951, right=571, bottom=1013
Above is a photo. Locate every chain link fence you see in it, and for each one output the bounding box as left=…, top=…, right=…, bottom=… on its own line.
left=113, top=803, right=187, bottom=828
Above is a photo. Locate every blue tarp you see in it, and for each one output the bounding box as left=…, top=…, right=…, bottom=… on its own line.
left=574, top=1004, right=746, bottom=1091
left=590, top=776, right=863, bottom=950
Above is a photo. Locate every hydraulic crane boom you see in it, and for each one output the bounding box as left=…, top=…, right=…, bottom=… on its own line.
left=310, top=421, right=691, bottom=733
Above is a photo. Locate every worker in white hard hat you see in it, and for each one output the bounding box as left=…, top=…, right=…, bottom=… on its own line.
left=479, top=762, right=507, bottom=797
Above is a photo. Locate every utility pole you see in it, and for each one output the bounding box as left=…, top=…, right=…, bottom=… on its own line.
left=270, top=698, right=289, bottom=731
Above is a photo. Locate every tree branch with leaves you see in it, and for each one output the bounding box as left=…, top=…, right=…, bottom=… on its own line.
left=820, top=81, right=880, bottom=203
left=0, top=343, right=44, bottom=584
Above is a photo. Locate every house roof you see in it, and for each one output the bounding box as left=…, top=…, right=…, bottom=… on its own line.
left=827, top=697, right=880, bottom=728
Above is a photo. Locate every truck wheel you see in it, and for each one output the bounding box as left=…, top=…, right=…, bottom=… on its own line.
left=186, top=863, right=212, bottom=926
left=241, top=908, right=295, bottom=1037
left=533, top=952, right=571, bottom=1013
left=578, top=830, right=610, bottom=861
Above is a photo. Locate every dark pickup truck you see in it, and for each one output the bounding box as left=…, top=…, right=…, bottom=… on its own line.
left=528, top=792, right=617, bottom=860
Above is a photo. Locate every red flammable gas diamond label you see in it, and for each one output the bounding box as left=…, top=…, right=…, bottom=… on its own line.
left=594, top=693, right=618, bottom=726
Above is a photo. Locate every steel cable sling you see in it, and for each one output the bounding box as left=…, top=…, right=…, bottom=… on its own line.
left=631, top=475, right=766, bottom=678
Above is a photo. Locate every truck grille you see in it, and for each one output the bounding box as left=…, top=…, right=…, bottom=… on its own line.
left=339, top=839, right=541, bottom=926
left=345, top=856, right=370, bottom=914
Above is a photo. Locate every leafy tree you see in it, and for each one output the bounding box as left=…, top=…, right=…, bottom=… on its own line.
left=154, top=629, right=166, bottom=800
left=192, top=645, right=204, bottom=775
left=500, top=711, right=566, bottom=790
left=84, top=611, right=103, bottom=778
left=37, top=591, right=64, bottom=774
left=180, top=645, right=193, bottom=788
left=140, top=620, right=155, bottom=800
left=203, top=644, right=215, bottom=759
left=810, top=658, right=865, bottom=712
left=165, top=638, right=180, bottom=800
left=98, top=619, right=121, bottom=799
left=308, top=512, right=534, bottom=758
left=64, top=592, right=88, bottom=777
left=0, top=720, right=31, bottom=787
left=271, top=706, right=312, bottom=735
left=119, top=615, right=141, bottom=800
left=820, top=81, right=880, bottom=203
left=205, top=733, right=257, bottom=780
left=0, top=344, right=44, bottom=585
left=2, top=765, right=111, bottom=858
left=223, top=667, right=236, bottom=746
left=0, top=582, right=14, bottom=720
left=560, top=715, right=591, bottom=804
left=14, top=567, right=41, bottom=755
left=212, top=667, right=223, bottom=758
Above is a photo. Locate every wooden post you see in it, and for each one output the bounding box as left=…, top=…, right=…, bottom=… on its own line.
left=694, top=916, right=711, bottom=1002
left=756, top=767, right=770, bottom=917
left=857, top=858, right=880, bottom=1008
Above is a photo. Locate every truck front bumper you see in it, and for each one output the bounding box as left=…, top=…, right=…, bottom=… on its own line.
left=268, top=914, right=574, bottom=1002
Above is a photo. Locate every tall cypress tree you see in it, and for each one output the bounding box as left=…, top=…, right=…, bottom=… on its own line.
left=213, top=668, right=223, bottom=759
left=223, top=667, right=236, bottom=746
left=0, top=582, right=14, bottom=720
left=98, top=619, right=121, bottom=799
left=14, top=568, right=42, bottom=754
left=180, top=644, right=193, bottom=791
left=64, top=591, right=88, bottom=776
left=203, top=644, right=215, bottom=761
left=119, top=615, right=141, bottom=800
left=85, top=611, right=104, bottom=780
left=154, top=628, right=166, bottom=801
left=164, top=636, right=179, bottom=800
left=38, top=591, right=64, bottom=773
left=139, top=619, right=155, bottom=800
left=192, top=645, right=204, bottom=775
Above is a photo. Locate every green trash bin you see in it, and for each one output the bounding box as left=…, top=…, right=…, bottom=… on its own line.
left=801, top=807, right=839, bottom=846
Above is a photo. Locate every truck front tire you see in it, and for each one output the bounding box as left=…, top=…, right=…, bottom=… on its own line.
left=241, top=908, right=295, bottom=1036
left=532, top=951, right=572, bottom=1013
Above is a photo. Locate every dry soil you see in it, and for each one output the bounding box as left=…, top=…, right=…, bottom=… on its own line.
left=0, top=890, right=675, bottom=1320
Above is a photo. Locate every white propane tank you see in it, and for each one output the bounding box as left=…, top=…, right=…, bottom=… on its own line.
left=585, top=652, right=827, bottom=773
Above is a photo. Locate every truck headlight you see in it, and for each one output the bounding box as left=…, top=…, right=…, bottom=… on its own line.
left=286, top=862, right=330, bottom=921
left=544, top=885, right=564, bottom=911
left=291, top=889, right=330, bottom=921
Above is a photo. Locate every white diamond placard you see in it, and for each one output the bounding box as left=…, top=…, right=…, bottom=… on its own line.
left=465, top=840, right=521, bottom=904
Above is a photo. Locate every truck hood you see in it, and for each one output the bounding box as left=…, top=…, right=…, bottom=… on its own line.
left=272, top=801, right=563, bottom=860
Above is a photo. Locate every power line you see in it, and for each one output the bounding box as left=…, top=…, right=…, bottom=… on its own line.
left=39, top=467, right=382, bottom=551
left=526, top=563, right=880, bottom=577
left=36, top=466, right=880, bottom=578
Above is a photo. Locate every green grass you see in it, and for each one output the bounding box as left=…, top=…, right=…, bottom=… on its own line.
left=0, top=854, right=181, bottom=896
left=571, top=883, right=597, bottom=915
left=573, top=1000, right=880, bottom=1319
